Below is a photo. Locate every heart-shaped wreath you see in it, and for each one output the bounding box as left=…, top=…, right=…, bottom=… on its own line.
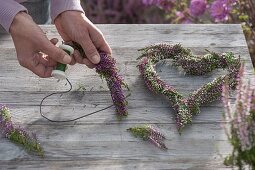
left=137, top=44, right=241, bottom=132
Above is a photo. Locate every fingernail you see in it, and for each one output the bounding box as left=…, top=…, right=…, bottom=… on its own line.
left=91, top=55, right=100, bottom=64
left=63, top=55, right=72, bottom=63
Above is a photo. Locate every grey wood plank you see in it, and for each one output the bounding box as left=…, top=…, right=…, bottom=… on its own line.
left=0, top=89, right=238, bottom=108
left=0, top=61, right=253, bottom=92
left=0, top=24, right=248, bottom=49
left=0, top=46, right=251, bottom=61
left=0, top=24, right=252, bottom=170
left=0, top=160, right=232, bottom=170
left=5, top=104, right=230, bottom=125
left=0, top=123, right=231, bottom=169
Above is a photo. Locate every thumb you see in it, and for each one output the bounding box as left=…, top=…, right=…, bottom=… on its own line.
left=39, top=39, right=72, bottom=64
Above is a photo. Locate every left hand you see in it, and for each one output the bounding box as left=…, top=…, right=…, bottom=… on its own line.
left=54, top=11, right=112, bottom=68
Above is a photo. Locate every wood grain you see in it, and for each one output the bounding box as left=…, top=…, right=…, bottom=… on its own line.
left=0, top=24, right=252, bottom=170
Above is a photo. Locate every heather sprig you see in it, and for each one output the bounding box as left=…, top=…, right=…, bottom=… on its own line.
left=0, top=106, right=44, bottom=157
left=65, top=41, right=129, bottom=118
left=137, top=43, right=240, bottom=132
left=222, top=64, right=255, bottom=169
left=96, top=53, right=129, bottom=117
left=127, top=124, right=167, bottom=150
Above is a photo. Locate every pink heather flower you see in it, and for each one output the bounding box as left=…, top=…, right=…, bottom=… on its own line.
left=210, top=0, right=235, bottom=22
left=189, top=0, right=207, bottom=17
left=142, top=0, right=158, bottom=5
left=175, top=11, right=192, bottom=24
left=157, top=0, right=175, bottom=11
left=176, top=11, right=185, bottom=18
left=142, top=0, right=175, bottom=11
left=95, top=53, right=129, bottom=117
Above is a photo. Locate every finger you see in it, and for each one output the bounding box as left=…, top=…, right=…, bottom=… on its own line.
left=83, top=58, right=95, bottom=69
left=73, top=50, right=84, bottom=64
left=31, top=64, right=53, bottom=77
left=78, top=31, right=100, bottom=64
left=49, top=38, right=76, bottom=65
left=31, top=64, right=53, bottom=78
left=63, top=41, right=74, bottom=47
left=50, top=38, right=59, bottom=45
left=39, top=38, right=72, bottom=64
left=72, top=49, right=94, bottom=68
left=98, top=41, right=112, bottom=55
left=22, top=56, right=53, bottom=78
left=69, top=56, right=76, bottom=65
left=36, top=53, right=57, bottom=67
left=89, top=28, right=112, bottom=54
left=55, top=23, right=71, bottom=42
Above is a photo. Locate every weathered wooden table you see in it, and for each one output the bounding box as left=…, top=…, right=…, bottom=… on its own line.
left=0, top=24, right=253, bottom=169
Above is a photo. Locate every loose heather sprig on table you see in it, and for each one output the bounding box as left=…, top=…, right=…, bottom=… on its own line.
left=0, top=106, right=44, bottom=157
left=127, top=125, right=167, bottom=150
left=137, top=43, right=240, bottom=132
left=65, top=41, right=129, bottom=118
left=222, top=64, right=255, bottom=169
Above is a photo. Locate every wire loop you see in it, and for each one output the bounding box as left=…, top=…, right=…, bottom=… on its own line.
left=39, top=78, right=114, bottom=123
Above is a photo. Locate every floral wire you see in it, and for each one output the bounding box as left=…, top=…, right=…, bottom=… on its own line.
left=40, top=78, right=130, bottom=123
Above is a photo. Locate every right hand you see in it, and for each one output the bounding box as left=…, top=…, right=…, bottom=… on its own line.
left=54, top=11, right=112, bottom=68
left=10, top=12, right=72, bottom=78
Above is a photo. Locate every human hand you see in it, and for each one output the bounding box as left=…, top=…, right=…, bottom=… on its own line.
left=54, top=11, right=112, bottom=68
left=10, top=12, right=72, bottom=78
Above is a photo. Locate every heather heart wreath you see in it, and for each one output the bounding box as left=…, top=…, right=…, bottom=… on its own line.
left=137, top=44, right=241, bottom=132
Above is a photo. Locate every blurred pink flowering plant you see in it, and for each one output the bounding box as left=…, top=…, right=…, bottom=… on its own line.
left=142, top=0, right=255, bottom=66
left=222, top=64, right=255, bottom=169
